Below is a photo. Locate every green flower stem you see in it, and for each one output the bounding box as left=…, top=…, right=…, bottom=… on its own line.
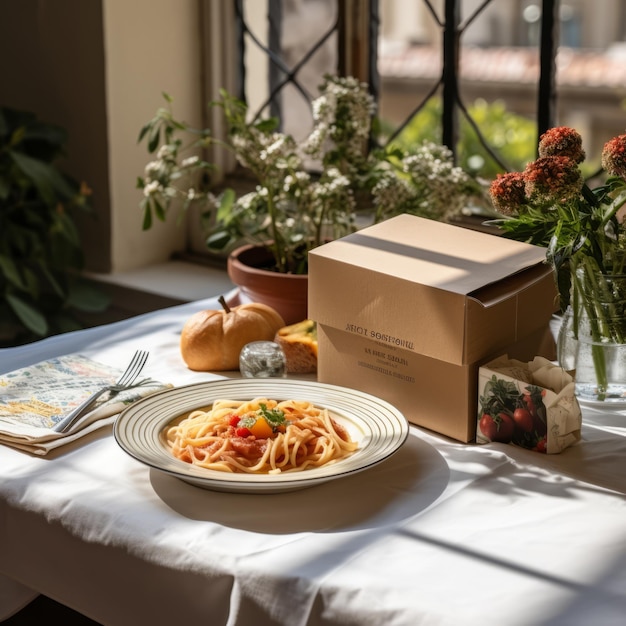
left=266, top=192, right=286, bottom=273
left=582, top=261, right=625, bottom=343
left=592, top=343, right=609, bottom=401
left=580, top=263, right=609, bottom=399
left=600, top=189, right=626, bottom=232
left=572, top=256, right=626, bottom=400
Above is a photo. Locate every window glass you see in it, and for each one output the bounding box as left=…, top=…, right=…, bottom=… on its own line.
left=241, top=0, right=338, bottom=141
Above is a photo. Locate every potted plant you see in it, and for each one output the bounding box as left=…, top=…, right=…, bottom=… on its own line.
left=0, top=106, right=110, bottom=347
left=137, top=75, right=480, bottom=322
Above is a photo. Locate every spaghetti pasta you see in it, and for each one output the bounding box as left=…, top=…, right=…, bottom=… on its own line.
left=165, top=397, right=358, bottom=474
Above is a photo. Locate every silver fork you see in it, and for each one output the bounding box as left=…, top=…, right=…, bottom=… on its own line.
left=53, top=350, right=150, bottom=433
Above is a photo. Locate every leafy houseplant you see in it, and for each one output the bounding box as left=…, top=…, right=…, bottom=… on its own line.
left=0, top=107, right=109, bottom=347
left=137, top=75, right=480, bottom=276
left=488, top=126, right=626, bottom=400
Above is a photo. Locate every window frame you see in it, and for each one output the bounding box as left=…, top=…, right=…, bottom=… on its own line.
left=206, top=0, right=560, bottom=166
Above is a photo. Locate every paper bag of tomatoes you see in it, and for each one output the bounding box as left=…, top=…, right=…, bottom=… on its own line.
left=476, top=355, right=582, bottom=453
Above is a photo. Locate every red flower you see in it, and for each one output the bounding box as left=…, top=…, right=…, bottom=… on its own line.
left=523, top=156, right=583, bottom=205
left=489, top=172, right=527, bottom=215
left=538, top=126, right=586, bottom=164
left=601, top=133, right=626, bottom=180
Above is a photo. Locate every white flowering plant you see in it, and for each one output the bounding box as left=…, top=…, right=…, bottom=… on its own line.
left=138, top=75, right=479, bottom=274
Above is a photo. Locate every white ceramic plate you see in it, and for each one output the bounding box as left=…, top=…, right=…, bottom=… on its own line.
left=114, top=378, right=409, bottom=494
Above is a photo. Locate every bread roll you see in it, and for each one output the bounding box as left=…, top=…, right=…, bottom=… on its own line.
left=274, top=319, right=318, bottom=374
left=181, top=298, right=285, bottom=371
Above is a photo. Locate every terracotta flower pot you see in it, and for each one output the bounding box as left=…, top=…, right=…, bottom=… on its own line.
left=227, top=244, right=308, bottom=325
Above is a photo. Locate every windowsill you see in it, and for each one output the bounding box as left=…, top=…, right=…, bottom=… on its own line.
left=88, top=260, right=235, bottom=302
left=81, top=260, right=236, bottom=327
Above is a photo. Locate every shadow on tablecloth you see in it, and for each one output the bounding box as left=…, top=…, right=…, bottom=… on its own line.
left=149, top=433, right=449, bottom=533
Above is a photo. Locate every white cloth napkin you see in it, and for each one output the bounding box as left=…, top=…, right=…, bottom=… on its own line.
left=0, top=354, right=170, bottom=455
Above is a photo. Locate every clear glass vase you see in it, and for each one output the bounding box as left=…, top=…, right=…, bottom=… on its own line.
left=570, top=266, right=626, bottom=403
left=556, top=306, right=577, bottom=373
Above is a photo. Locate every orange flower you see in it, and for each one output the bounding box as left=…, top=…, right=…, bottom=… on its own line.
left=601, top=133, right=626, bottom=180
left=523, top=156, right=583, bottom=205
left=489, top=172, right=526, bottom=215
left=538, top=126, right=585, bottom=164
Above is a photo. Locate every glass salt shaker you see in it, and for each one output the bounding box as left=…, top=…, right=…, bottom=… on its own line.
left=239, top=341, right=286, bottom=378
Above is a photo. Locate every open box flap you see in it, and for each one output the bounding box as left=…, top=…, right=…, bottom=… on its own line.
left=468, top=263, right=555, bottom=307
left=320, top=214, right=549, bottom=295
left=464, top=263, right=558, bottom=363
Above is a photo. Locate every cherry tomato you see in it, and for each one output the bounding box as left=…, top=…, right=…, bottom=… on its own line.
left=513, top=407, right=533, bottom=432
left=235, top=427, right=251, bottom=437
left=229, top=415, right=241, bottom=427
left=496, top=412, right=515, bottom=442
left=479, top=413, right=514, bottom=443
left=534, top=437, right=547, bottom=453
left=479, top=414, right=496, bottom=440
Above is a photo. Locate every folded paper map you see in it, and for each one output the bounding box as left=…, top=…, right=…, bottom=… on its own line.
left=0, top=354, right=170, bottom=455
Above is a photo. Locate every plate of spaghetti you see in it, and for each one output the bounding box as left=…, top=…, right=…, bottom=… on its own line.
left=114, top=378, right=409, bottom=493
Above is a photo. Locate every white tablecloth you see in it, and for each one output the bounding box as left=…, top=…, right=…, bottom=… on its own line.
left=1, top=293, right=625, bottom=625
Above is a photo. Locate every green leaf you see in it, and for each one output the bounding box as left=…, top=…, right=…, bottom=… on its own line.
left=142, top=200, right=153, bottom=230
left=153, top=197, right=166, bottom=221
left=138, top=122, right=152, bottom=143
left=216, top=188, right=235, bottom=223
left=6, top=293, right=48, bottom=336
left=147, top=125, right=161, bottom=152
left=9, top=125, right=26, bottom=148
left=254, top=118, right=279, bottom=133
left=257, top=403, right=287, bottom=429
left=0, top=255, right=25, bottom=288
left=9, top=150, right=77, bottom=204
left=205, top=230, right=232, bottom=250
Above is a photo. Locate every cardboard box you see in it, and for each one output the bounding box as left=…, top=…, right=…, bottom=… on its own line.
left=307, top=214, right=558, bottom=442
left=476, top=355, right=582, bottom=453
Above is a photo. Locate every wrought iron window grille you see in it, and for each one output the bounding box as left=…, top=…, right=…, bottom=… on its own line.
left=233, top=0, right=560, bottom=170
